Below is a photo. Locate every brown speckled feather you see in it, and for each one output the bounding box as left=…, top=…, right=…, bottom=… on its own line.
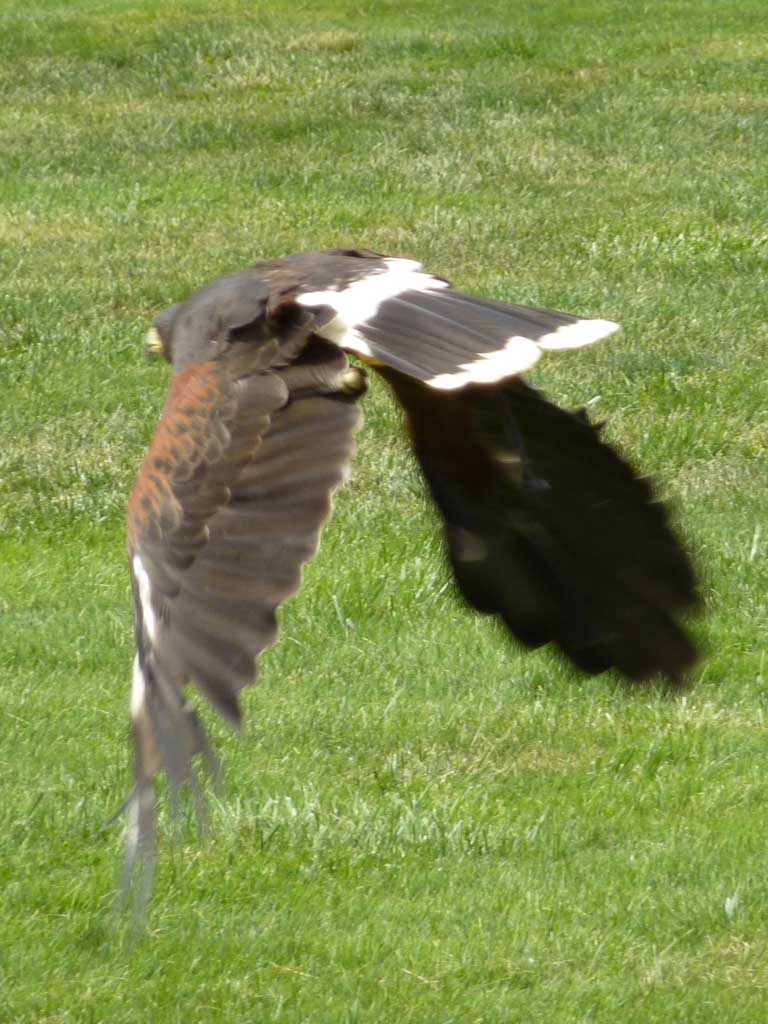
left=128, top=361, right=241, bottom=562
left=123, top=334, right=363, bottom=903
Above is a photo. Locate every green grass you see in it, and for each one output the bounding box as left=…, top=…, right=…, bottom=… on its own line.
left=1, top=0, right=767, bottom=1020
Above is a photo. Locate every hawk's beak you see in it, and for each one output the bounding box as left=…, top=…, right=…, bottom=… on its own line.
left=145, top=327, right=165, bottom=357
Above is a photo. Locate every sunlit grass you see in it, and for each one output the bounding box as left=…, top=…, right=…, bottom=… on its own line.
left=1, top=1, right=767, bottom=1020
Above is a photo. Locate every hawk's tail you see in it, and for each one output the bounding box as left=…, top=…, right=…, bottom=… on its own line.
left=116, top=651, right=219, bottom=912
left=292, top=251, right=619, bottom=389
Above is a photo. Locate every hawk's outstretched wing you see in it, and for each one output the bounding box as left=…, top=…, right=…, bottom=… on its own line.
left=125, top=328, right=363, bottom=899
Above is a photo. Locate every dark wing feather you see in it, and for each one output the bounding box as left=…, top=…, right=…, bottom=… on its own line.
left=376, top=367, right=699, bottom=683
left=159, top=346, right=362, bottom=721
left=123, top=339, right=362, bottom=899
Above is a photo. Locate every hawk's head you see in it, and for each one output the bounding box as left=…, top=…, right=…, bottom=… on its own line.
left=144, top=270, right=276, bottom=371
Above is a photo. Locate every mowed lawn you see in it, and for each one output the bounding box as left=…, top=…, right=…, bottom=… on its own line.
left=1, top=0, right=767, bottom=1020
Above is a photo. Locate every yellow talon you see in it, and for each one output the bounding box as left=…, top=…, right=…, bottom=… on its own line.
left=340, top=366, right=369, bottom=396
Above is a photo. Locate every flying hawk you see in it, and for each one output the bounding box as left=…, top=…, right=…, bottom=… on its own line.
left=123, top=248, right=699, bottom=897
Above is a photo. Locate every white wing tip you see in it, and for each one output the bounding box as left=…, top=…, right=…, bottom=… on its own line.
left=423, top=316, right=619, bottom=390
left=426, top=337, right=543, bottom=390
left=536, top=318, right=620, bottom=351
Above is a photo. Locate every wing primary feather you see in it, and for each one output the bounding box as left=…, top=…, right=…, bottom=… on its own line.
left=123, top=330, right=363, bottom=909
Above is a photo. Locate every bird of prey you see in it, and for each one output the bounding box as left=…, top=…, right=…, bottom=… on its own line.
left=123, top=247, right=699, bottom=895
